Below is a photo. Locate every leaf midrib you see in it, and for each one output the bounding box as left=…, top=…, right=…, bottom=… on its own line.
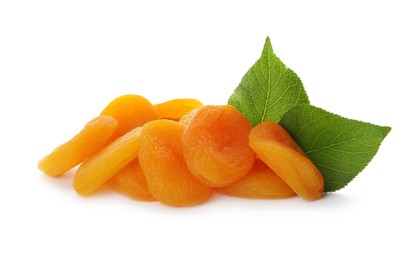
left=260, top=44, right=284, bottom=122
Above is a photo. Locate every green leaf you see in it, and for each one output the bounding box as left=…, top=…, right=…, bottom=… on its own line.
left=279, top=105, right=391, bottom=192
left=228, top=37, right=309, bottom=126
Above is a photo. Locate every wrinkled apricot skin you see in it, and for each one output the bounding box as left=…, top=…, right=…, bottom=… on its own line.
left=155, top=98, right=203, bottom=120
left=249, top=122, right=324, bottom=201
left=101, top=94, right=158, bottom=140
left=183, top=105, right=256, bottom=187
left=217, top=159, right=295, bottom=199
left=109, top=159, right=155, bottom=201
left=73, top=127, right=142, bottom=196
left=38, top=115, right=118, bottom=177
left=138, top=120, right=212, bottom=207
left=179, top=108, right=199, bottom=125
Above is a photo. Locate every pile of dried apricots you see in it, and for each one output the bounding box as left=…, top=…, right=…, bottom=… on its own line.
left=38, top=94, right=324, bottom=206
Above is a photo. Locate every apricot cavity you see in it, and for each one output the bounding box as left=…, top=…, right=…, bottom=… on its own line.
left=73, top=127, right=142, bottom=196
left=249, top=122, right=324, bottom=201
left=183, top=105, right=255, bottom=187
left=109, top=159, right=155, bottom=201
left=138, top=120, right=212, bottom=206
left=101, top=94, right=158, bottom=140
left=217, top=159, right=295, bottom=199
left=38, top=115, right=118, bottom=177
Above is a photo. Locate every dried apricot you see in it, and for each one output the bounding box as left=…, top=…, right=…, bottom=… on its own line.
left=183, top=105, right=255, bottom=187
left=155, top=98, right=203, bottom=120
left=217, top=159, right=295, bottom=199
left=38, top=115, right=118, bottom=177
left=249, top=121, right=324, bottom=201
left=101, top=94, right=158, bottom=140
left=138, top=120, right=212, bottom=206
left=109, top=159, right=155, bottom=201
left=73, top=127, right=142, bottom=196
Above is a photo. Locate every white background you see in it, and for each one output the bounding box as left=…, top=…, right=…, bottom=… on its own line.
left=1, top=1, right=414, bottom=259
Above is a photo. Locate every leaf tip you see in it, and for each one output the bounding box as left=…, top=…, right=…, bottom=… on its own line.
left=262, top=36, right=274, bottom=55
left=377, top=125, right=392, bottom=140
left=383, top=126, right=392, bottom=135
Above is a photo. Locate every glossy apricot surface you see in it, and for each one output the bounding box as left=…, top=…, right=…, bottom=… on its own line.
left=73, top=127, right=142, bottom=196
left=101, top=94, right=158, bottom=140
left=155, top=98, right=203, bottom=120
left=138, top=120, right=212, bottom=206
left=249, top=122, right=324, bottom=201
left=217, top=159, right=295, bottom=199
left=183, top=105, right=255, bottom=187
left=109, top=159, right=155, bottom=201
left=38, top=115, right=118, bottom=177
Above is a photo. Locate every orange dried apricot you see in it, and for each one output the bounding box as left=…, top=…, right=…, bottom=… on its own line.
left=182, top=105, right=256, bottom=187
left=138, top=120, right=212, bottom=207
left=249, top=121, right=324, bottom=201
left=109, top=159, right=155, bottom=201
left=40, top=93, right=328, bottom=205
left=101, top=94, right=158, bottom=140
left=155, top=98, right=203, bottom=120
left=38, top=115, right=118, bottom=177
left=217, top=159, right=295, bottom=199
left=73, top=127, right=142, bottom=196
